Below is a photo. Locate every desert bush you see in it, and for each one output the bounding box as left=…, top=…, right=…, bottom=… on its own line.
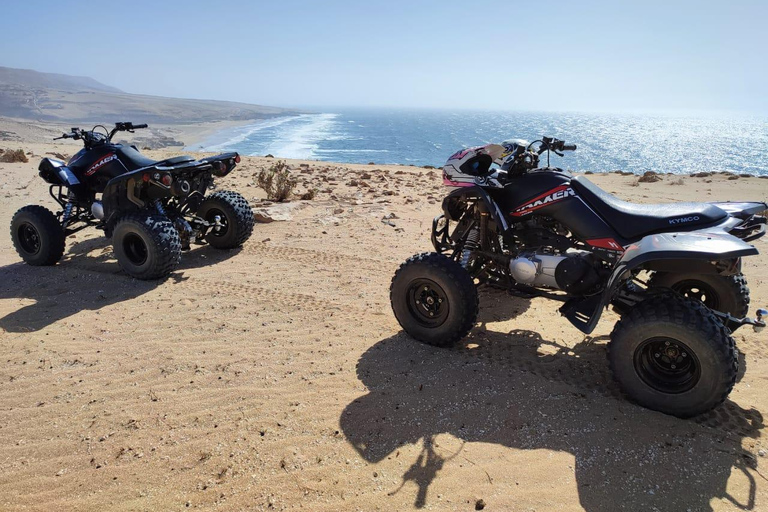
left=0, top=149, right=28, bottom=163
left=256, top=160, right=297, bottom=202
left=638, top=171, right=662, bottom=183
left=300, top=188, right=318, bottom=200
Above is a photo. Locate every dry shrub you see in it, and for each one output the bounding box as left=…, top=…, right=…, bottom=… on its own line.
left=256, top=160, right=296, bottom=202
left=638, top=171, right=662, bottom=183
left=671, top=177, right=685, bottom=185
left=300, top=188, right=318, bottom=200
left=0, top=149, right=28, bottom=163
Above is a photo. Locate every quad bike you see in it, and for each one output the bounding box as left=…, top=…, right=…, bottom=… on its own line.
left=391, top=137, right=767, bottom=417
left=10, top=122, right=254, bottom=280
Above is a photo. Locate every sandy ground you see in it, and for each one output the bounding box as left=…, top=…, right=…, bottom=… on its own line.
left=2, top=125, right=768, bottom=512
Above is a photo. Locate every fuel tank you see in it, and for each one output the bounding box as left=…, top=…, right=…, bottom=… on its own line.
left=488, top=168, right=623, bottom=245
left=68, top=144, right=131, bottom=193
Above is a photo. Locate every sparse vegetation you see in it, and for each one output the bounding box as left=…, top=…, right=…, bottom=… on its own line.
left=671, top=177, right=686, bottom=185
left=0, top=149, right=28, bottom=163
left=300, top=188, right=318, bottom=200
left=638, top=171, right=662, bottom=183
left=256, top=160, right=297, bottom=202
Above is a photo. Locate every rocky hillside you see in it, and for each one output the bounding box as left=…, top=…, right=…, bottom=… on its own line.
left=0, top=66, right=299, bottom=123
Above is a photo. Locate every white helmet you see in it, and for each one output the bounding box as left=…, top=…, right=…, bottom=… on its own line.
left=442, top=143, right=505, bottom=187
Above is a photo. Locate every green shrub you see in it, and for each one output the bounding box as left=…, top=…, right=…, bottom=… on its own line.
left=256, top=160, right=297, bottom=202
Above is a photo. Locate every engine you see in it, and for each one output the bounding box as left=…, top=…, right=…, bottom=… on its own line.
left=509, top=251, right=600, bottom=295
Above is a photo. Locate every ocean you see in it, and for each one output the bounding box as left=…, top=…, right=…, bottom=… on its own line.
left=190, top=109, right=768, bottom=176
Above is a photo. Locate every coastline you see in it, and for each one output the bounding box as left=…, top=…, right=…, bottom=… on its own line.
left=5, top=113, right=767, bottom=175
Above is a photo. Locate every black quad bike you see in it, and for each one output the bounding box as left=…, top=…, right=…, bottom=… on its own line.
left=10, top=122, right=254, bottom=280
left=391, top=137, right=767, bottom=417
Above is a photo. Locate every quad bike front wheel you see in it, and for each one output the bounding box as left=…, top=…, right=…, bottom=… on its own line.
left=198, top=190, right=255, bottom=249
left=648, top=272, right=750, bottom=318
left=10, top=205, right=66, bottom=266
left=390, top=252, right=479, bottom=348
left=112, top=213, right=181, bottom=280
left=608, top=295, right=737, bottom=418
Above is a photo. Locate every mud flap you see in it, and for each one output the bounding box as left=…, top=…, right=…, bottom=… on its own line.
left=560, top=295, right=603, bottom=333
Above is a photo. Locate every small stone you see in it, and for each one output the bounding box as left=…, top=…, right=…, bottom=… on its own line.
left=475, top=498, right=486, bottom=510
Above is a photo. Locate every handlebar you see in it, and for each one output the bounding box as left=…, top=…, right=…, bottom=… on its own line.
left=54, top=122, right=149, bottom=146
left=536, top=137, right=577, bottom=154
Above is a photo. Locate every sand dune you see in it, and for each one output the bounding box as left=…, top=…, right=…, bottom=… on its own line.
left=1, top=129, right=768, bottom=511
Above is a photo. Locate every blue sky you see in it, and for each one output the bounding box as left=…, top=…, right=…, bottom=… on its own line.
left=1, top=0, right=766, bottom=113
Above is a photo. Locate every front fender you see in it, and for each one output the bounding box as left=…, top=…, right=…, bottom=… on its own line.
left=442, top=186, right=509, bottom=232
left=564, top=231, right=759, bottom=333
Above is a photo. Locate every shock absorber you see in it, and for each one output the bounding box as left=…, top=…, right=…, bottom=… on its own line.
left=460, top=227, right=481, bottom=268
left=153, top=199, right=168, bottom=217
left=61, top=191, right=76, bottom=227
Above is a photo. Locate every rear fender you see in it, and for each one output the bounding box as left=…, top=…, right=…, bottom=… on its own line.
left=710, top=201, right=767, bottom=218
left=199, top=152, right=239, bottom=177
left=564, top=231, right=759, bottom=333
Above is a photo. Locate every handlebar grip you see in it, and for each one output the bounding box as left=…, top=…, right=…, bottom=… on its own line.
left=133, top=124, right=148, bottom=129
left=563, top=144, right=577, bottom=151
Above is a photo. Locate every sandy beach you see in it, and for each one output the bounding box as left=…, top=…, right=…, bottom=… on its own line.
left=2, top=120, right=768, bottom=511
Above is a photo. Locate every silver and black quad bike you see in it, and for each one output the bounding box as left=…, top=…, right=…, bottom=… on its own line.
left=390, top=137, right=767, bottom=417
left=10, top=122, right=254, bottom=280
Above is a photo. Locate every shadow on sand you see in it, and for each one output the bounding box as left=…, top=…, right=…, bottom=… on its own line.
left=0, top=236, right=241, bottom=333
left=341, top=292, right=764, bottom=511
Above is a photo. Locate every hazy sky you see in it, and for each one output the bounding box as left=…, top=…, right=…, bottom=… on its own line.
left=1, top=0, right=766, bottom=113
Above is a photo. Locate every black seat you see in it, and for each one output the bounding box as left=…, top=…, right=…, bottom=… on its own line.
left=117, top=145, right=196, bottom=171
left=570, top=176, right=728, bottom=240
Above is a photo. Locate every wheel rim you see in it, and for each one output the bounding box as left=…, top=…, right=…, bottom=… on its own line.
left=123, top=233, right=148, bottom=266
left=671, top=280, right=719, bottom=309
left=406, top=279, right=449, bottom=327
left=634, top=337, right=701, bottom=394
left=17, top=223, right=41, bottom=255
left=205, top=207, right=229, bottom=238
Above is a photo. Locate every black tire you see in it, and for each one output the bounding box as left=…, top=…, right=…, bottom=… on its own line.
left=648, top=272, right=750, bottom=317
left=390, top=252, right=479, bottom=348
left=608, top=295, right=737, bottom=418
left=198, top=190, right=254, bottom=249
left=10, top=205, right=65, bottom=266
left=112, top=213, right=181, bottom=280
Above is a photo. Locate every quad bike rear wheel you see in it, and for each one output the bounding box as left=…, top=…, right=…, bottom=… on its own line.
left=198, top=190, right=254, bottom=249
left=10, top=205, right=65, bottom=266
left=112, top=213, right=181, bottom=280
left=608, top=295, right=737, bottom=418
left=648, top=272, right=750, bottom=318
left=390, top=252, right=479, bottom=348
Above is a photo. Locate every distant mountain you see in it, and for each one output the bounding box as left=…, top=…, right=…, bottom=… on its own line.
left=0, top=66, right=300, bottom=123
left=0, top=66, right=123, bottom=94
